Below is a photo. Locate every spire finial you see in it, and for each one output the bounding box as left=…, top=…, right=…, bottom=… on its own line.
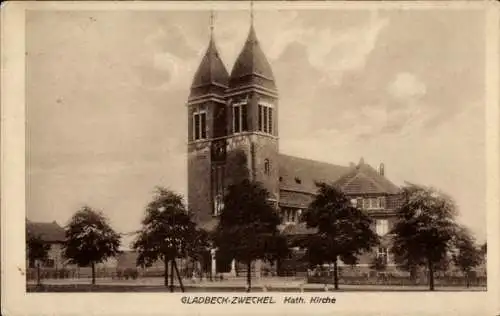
left=250, top=0, right=254, bottom=26
left=210, top=9, right=215, bottom=38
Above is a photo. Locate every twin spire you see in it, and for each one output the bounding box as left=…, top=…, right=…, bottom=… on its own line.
left=189, top=4, right=276, bottom=99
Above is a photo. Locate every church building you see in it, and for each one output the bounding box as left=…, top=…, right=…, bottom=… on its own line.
left=187, top=14, right=402, bottom=275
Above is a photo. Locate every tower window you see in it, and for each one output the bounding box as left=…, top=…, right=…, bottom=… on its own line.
left=258, top=102, right=273, bottom=134
left=264, top=159, right=270, bottom=175
left=232, top=101, right=248, bottom=133
left=193, top=110, right=207, bottom=141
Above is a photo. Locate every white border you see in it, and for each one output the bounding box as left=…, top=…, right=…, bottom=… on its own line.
left=1, top=2, right=498, bottom=316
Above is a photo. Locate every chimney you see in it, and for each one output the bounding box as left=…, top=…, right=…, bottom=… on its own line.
left=379, top=163, right=385, bottom=176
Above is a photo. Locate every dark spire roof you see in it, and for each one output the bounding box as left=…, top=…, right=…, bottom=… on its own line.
left=189, top=35, right=229, bottom=96
left=228, top=25, right=276, bottom=91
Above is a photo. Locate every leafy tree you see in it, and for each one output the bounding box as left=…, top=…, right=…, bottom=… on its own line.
left=480, top=242, right=487, bottom=260
left=214, top=179, right=289, bottom=292
left=26, top=228, right=50, bottom=286
left=390, top=184, right=458, bottom=291
left=451, top=226, right=483, bottom=288
left=302, top=182, right=379, bottom=290
left=132, top=187, right=196, bottom=291
left=63, top=206, right=121, bottom=285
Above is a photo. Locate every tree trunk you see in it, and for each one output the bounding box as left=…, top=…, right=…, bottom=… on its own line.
left=170, top=259, right=175, bottom=292
left=246, top=261, right=252, bottom=293
left=333, top=258, right=339, bottom=290
left=91, top=262, right=96, bottom=285
left=465, top=270, right=470, bottom=288
left=164, top=259, right=169, bottom=288
left=428, top=260, right=434, bottom=291
left=36, top=262, right=41, bottom=286
left=173, top=260, right=185, bottom=292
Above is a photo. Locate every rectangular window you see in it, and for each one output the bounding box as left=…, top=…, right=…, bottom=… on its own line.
left=268, top=108, right=273, bottom=134
left=258, top=105, right=263, bottom=131
left=194, top=114, right=201, bottom=140
left=376, top=219, right=389, bottom=236
left=379, top=196, right=386, bottom=209
left=233, top=105, right=240, bottom=133
left=200, top=112, right=207, bottom=139
left=363, top=198, right=370, bottom=209
left=193, top=109, right=207, bottom=141
left=258, top=103, right=274, bottom=134
left=263, top=106, right=268, bottom=133
left=241, top=103, right=248, bottom=131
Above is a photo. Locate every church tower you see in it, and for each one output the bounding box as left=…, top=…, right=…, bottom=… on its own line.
left=187, top=12, right=229, bottom=224
left=223, top=13, right=280, bottom=204
left=187, top=9, right=280, bottom=227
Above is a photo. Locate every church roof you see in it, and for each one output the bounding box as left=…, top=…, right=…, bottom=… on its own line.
left=190, top=36, right=229, bottom=93
left=228, top=25, right=276, bottom=91
left=278, top=155, right=400, bottom=208
left=26, top=220, right=65, bottom=243
left=278, top=154, right=349, bottom=193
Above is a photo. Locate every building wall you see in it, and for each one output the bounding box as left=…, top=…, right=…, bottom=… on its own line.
left=187, top=140, right=212, bottom=224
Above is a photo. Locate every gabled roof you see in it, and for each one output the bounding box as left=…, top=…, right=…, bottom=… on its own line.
left=228, top=25, right=276, bottom=91
left=26, top=220, right=65, bottom=242
left=335, top=160, right=400, bottom=195
left=190, top=36, right=229, bottom=93
left=278, top=154, right=350, bottom=194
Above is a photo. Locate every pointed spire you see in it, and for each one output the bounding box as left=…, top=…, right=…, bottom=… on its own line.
left=228, top=0, right=276, bottom=92
left=189, top=10, right=229, bottom=98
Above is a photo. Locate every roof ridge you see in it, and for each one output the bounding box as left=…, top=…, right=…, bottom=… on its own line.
left=279, top=153, right=347, bottom=168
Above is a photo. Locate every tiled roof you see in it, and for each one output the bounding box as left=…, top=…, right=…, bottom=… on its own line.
left=335, top=162, right=400, bottom=195
left=26, top=221, right=65, bottom=242
left=278, top=155, right=400, bottom=208
left=229, top=25, right=276, bottom=91
left=278, top=154, right=350, bottom=194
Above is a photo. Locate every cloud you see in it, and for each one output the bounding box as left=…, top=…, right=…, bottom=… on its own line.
left=388, top=72, right=427, bottom=101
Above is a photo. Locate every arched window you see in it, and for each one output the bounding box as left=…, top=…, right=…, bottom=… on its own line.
left=264, top=159, right=270, bottom=175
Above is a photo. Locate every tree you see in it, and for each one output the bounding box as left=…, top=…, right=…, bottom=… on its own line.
left=63, top=206, right=121, bottom=285
left=390, top=184, right=458, bottom=291
left=26, top=228, right=50, bottom=286
left=214, top=179, right=289, bottom=292
left=451, top=226, right=482, bottom=288
left=302, top=182, right=379, bottom=290
left=132, top=187, right=196, bottom=291
left=480, top=242, right=487, bottom=261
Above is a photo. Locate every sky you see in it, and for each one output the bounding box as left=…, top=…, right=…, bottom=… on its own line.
left=26, top=7, right=487, bottom=247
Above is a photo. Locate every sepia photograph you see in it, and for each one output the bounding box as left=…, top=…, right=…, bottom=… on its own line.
left=2, top=1, right=499, bottom=315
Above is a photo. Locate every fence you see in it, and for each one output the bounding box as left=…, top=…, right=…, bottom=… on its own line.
left=26, top=265, right=194, bottom=281
left=307, top=274, right=487, bottom=287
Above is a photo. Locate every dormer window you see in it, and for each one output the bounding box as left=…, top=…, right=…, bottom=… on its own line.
left=294, top=177, right=301, bottom=184
left=258, top=102, right=273, bottom=134
left=193, top=108, right=207, bottom=141
left=232, top=101, right=248, bottom=133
